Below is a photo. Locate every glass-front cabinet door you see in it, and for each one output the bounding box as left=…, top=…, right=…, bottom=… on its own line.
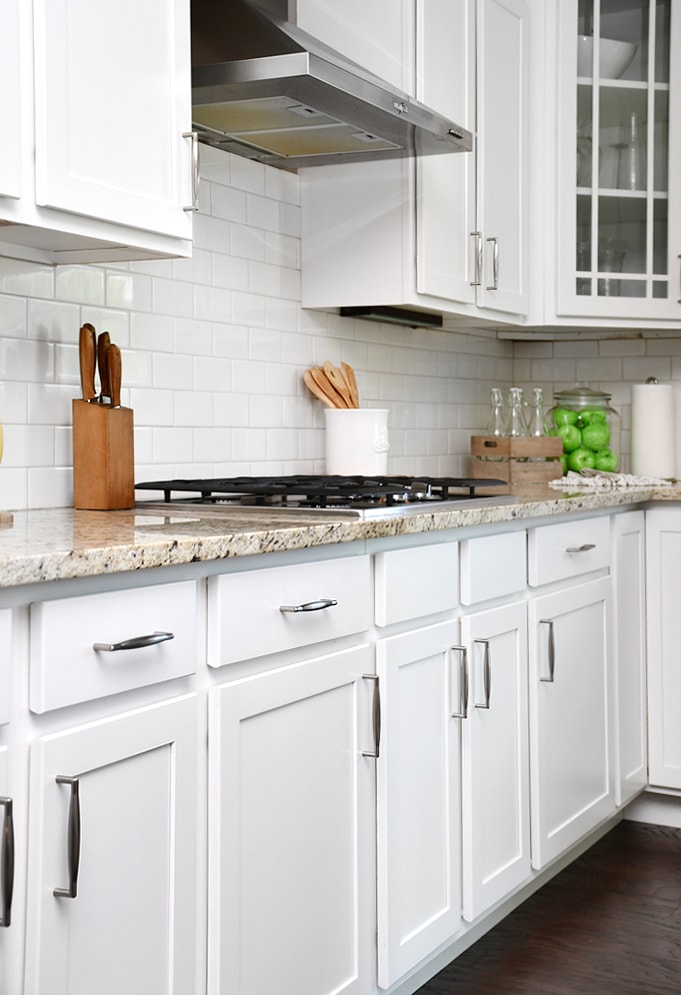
left=556, top=0, right=681, bottom=320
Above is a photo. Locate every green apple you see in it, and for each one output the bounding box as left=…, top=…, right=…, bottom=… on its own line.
left=551, top=407, right=579, bottom=427
left=581, top=422, right=610, bottom=451
left=567, top=447, right=596, bottom=472
left=577, top=408, right=607, bottom=427
left=594, top=449, right=618, bottom=472
left=556, top=423, right=582, bottom=453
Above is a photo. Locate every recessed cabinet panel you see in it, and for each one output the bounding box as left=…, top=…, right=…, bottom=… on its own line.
left=29, top=581, right=198, bottom=712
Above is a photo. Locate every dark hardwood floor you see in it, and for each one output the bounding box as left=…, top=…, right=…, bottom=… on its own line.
left=416, top=821, right=681, bottom=995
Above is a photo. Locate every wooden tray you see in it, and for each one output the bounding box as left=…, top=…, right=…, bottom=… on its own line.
left=470, top=435, right=564, bottom=491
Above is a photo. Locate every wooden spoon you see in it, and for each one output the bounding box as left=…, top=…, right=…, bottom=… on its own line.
left=323, top=361, right=353, bottom=408
left=304, top=368, right=337, bottom=407
left=340, top=362, right=360, bottom=408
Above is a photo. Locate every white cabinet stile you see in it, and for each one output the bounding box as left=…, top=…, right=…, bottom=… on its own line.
left=208, top=644, right=375, bottom=995
left=25, top=694, right=200, bottom=995
left=0, top=610, right=12, bottom=727
left=612, top=511, right=647, bottom=805
left=0, top=743, right=13, bottom=994
left=0, top=0, right=22, bottom=200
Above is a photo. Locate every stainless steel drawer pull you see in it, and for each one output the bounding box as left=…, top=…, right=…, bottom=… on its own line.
left=539, top=619, right=556, bottom=683
left=474, top=638, right=492, bottom=709
left=486, top=236, right=499, bottom=290
left=0, top=797, right=14, bottom=927
left=279, top=599, right=338, bottom=613
left=566, top=543, right=596, bottom=553
left=450, top=646, right=469, bottom=720
left=182, top=130, right=200, bottom=212
left=93, top=631, right=174, bottom=652
left=361, top=674, right=381, bottom=759
left=54, top=776, right=81, bottom=899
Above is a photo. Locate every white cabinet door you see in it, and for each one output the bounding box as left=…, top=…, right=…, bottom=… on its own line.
left=646, top=507, right=681, bottom=788
left=376, top=621, right=463, bottom=988
left=25, top=695, right=199, bottom=995
left=528, top=577, right=614, bottom=869
left=612, top=510, right=647, bottom=805
left=475, top=0, right=530, bottom=314
left=0, top=745, right=15, bottom=994
left=0, top=0, right=22, bottom=199
left=295, top=0, right=414, bottom=92
left=32, top=0, right=193, bottom=240
left=460, top=601, right=531, bottom=921
left=209, top=645, right=374, bottom=995
left=0, top=610, right=11, bottom=727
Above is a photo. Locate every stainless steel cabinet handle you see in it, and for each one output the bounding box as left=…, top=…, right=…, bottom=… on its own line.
left=182, top=130, right=200, bottom=212
left=54, top=776, right=81, bottom=899
left=539, top=619, right=556, bottom=683
left=93, top=631, right=174, bottom=652
left=450, top=645, right=469, bottom=720
left=361, top=675, right=381, bottom=759
left=0, top=797, right=14, bottom=927
left=486, top=237, right=499, bottom=290
left=470, top=231, right=483, bottom=286
left=474, top=638, right=492, bottom=709
left=565, top=543, right=596, bottom=553
left=279, top=599, right=337, bottom=613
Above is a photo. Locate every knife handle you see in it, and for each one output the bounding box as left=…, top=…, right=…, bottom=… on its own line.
left=108, top=344, right=122, bottom=408
left=79, top=324, right=97, bottom=402
left=97, top=332, right=111, bottom=401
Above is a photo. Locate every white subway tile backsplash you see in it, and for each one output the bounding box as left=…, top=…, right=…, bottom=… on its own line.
left=0, top=258, right=54, bottom=298
left=0, top=294, right=27, bottom=337
left=106, top=271, right=153, bottom=312
left=55, top=266, right=106, bottom=305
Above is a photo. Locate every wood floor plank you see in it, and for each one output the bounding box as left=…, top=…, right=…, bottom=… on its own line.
left=416, top=822, right=681, bottom=995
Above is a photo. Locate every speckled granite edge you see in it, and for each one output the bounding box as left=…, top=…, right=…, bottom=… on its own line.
left=0, top=485, right=678, bottom=588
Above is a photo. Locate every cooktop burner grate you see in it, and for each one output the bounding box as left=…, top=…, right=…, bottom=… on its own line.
left=135, top=474, right=511, bottom=514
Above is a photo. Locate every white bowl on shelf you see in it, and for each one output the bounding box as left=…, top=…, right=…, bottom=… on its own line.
left=577, top=36, right=638, bottom=79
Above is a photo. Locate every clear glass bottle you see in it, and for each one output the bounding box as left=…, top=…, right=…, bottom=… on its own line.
left=527, top=387, right=547, bottom=437
left=506, top=387, right=528, bottom=437
left=486, top=387, right=505, bottom=437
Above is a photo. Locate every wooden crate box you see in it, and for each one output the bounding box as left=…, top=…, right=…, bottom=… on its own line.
left=470, top=436, right=564, bottom=491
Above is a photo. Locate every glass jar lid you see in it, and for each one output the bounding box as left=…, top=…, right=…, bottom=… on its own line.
left=553, top=382, right=613, bottom=407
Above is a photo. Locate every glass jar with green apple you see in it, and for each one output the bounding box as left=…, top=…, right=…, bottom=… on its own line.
left=548, top=384, right=621, bottom=474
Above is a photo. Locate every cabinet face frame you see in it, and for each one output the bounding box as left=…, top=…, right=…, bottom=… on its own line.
left=554, top=0, right=681, bottom=321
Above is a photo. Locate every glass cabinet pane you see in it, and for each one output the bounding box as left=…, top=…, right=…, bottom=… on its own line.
left=574, top=0, right=671, bottom=302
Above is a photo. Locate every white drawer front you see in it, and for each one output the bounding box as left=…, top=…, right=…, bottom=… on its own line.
left=459, top=531, right=526, bottom=605
left=375, top=542, right=458, bottom=626
left=30, top=580, right=198, bottom=712
left=528, top=517, right=610, bottom=587
left=208, top=555, right=371, bottom=667
left=0, top=610, right=11, bottom=726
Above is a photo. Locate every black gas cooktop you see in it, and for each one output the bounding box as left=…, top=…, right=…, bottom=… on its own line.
left=135, top=475, right=515, bottom=519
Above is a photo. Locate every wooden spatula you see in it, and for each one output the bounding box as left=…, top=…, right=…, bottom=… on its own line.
left=322, top=362, right=353, bottom=408
left=304, top=368, right=336, bottom=407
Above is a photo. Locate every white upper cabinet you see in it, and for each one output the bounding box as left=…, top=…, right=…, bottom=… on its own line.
left=301, top=0, right=531, bottom=325
left=0, top=0, right=194, bottom=263
left=532, top=0, right=681, bottom=328
left=0, top=0, right=22, bottom=200
left=294, top=0, right=415, bottom=92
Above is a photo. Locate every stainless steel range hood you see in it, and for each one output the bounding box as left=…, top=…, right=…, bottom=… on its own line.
left=191, top=0, right=472, bottom=170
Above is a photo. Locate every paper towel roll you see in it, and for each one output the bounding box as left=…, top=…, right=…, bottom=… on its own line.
left=631, top=382, right=676, bottom=478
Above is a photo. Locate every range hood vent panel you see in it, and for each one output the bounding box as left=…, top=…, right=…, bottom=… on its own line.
left=191, top=0, right=472, bottom=170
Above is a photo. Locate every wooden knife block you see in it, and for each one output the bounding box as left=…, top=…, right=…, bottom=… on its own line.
left=72, top=399, right=135, bottom=510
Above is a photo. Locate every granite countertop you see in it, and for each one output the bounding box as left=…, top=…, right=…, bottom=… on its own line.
left=1, top=483, right=680, bottom=589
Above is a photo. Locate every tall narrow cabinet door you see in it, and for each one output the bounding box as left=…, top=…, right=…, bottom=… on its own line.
left=32, top=0, right=193, bottom=238
left=209, top=645, right=374, bottom=995
left=25, top=695, right=199, bottom=995
left=460, top=602, right=530, bottom=921
left=476, top=0, right=530, bottom=314
left=376, top=621, right=463, bottom=989
left=0, top=0, right=22, bottom=199
left=612, top=511, right=647, bottom=805
left=528, top=578, right=614, bottom=869
left=0, top=745, right=14, bottom=994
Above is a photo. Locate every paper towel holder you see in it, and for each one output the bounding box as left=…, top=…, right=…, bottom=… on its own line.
left=646, top=376, right=660, bottom=384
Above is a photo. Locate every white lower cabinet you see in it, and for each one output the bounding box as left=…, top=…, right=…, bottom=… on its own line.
left=646, top=507, right=681, bottom=789
left=612, top=511, right=647, bottom=805
left=460, top=601, right=531, bottom=921
left=208, top=644, right=375, bottom=995
left=528, top=577, right=614, bottom=869
left=376, top=621, right=463, bottom=988
left=0, top=744, right=13, bottom=993
left=24, top=694, right=199, bottom=995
